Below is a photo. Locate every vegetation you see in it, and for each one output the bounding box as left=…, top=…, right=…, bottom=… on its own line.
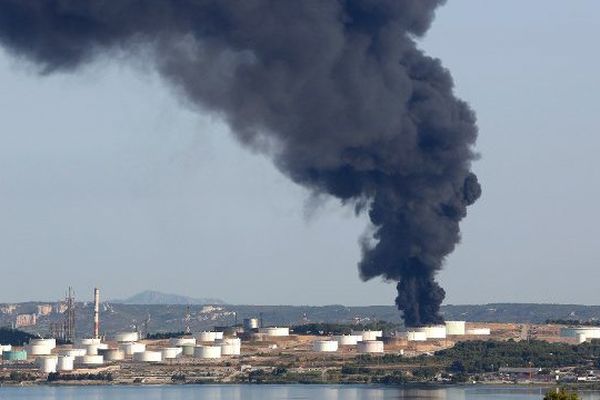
left=47, top=372, right=113, bottom=382
left=2, top=371, right=38, bottom=382
left=0, top=327, right=36, bottom=346
left=146, top=331, right=185, bottom=340
left=290, top=321, right=399, bottom=336
left=546, top=319, right=600, bottom=327
left=544, top=388, right=580, bottom=400
left=435, top=340, right=600, bottom=373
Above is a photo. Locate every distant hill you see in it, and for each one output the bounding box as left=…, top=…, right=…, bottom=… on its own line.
left=112, top=290, right=225, bottom=305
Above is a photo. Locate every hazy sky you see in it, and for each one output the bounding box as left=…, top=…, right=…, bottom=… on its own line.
left=1, top=0, right=599, bottom=306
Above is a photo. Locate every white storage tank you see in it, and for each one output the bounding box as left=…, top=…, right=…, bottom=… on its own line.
left=85, top=344, right=100, bottom=355
left=30, top=338, right=56, bottom=349
left=37, top=356, right=58, bottom=373
left=27, top=344, right=52, bottom=356
left=406, top=331, right=428, bottom=342
left=119, top=342, right=146, bottom=356
left=217, top=337, right=241, bottom=346
left=181, top=344, right=195, bottom=356
left=258, top=327, right=290, bottom=337
left=351, top=330, right=382, bottom=341
left=60, top=348, right=87, bottom=357
left=560, top=327, right=600, bottom=340
left=133, top=351, right=162, bottom=362
left=100, top=349, right=125, bottom=361
left=577, top=333, right=588, bottom=344
left=313, top=340, right=339, bottom=352
left=357, top=340, right=384, bottom=353
left=244, top=318, right=259, bottom=331
left=170, top=337, right=196, bottom=347
left=415, top=326, right=447, bottom=339
left=335, top=335, right=362, bottom=346
left=115, top=332, right=139, bottom=342
left=75, top=355, right=104, bottom=366
left=196, top=331, right=222, bottom=342
left=194, top=345, right=222, bottom=359
left=466, top=328, right=491, bottom=336
left=0, top=344, right=12, bottom=354
left=161, top=347, right=183, bottom=359
left=220, top=343, right=241, bottom=356
left=445, top=321, right=466, bottom=336
left=57, top=355, right=74, bottom=371
left=76, top=338, right=101, bottom=346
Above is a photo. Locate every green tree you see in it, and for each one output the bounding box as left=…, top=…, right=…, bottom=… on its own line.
left=544, top=388, right=580, bottom=400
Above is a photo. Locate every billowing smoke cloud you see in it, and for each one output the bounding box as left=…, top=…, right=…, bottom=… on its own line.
left=0, top=0, right=480, bottom=326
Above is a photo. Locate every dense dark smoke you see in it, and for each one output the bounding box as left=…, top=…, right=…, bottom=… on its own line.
left=0, top=0, right=481, bottom=326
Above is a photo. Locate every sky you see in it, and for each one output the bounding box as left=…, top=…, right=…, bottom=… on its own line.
left=0, top=0, right=599, bottom=306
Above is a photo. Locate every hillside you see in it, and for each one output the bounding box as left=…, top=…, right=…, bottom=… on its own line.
left=111, top=290, right=225, bottom=305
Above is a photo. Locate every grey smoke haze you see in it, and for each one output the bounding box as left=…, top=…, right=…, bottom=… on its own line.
left=0, top=0, right=480, bottom=326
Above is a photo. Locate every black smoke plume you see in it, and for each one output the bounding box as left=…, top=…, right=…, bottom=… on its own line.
left=0, top=0, right=481, bottom=326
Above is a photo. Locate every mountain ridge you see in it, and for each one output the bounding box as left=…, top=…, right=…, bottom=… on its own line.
left=111, top=290, right=225, bottom=305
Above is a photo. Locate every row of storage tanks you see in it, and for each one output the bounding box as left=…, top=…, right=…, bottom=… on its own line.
left=403, top=321, right=491, bottom=342
left=5, top=330, right=248, bottom=373
left=312, top=330, right=385, bottom=354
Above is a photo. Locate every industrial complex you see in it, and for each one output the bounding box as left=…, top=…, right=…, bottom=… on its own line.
left=2, top=288, right=599, bottom=385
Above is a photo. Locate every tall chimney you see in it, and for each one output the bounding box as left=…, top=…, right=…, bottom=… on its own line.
left=93, top=288, right=100, bottom=339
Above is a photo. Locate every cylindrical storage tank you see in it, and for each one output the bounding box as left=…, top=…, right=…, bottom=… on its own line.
left=560, top=327, right=600, bottom=339
left=27, top=344, right=52, bottom=356
left=57, top=355, right=74, bottom=371
left=115, top=332, right=139, bottom=342
left=30, top=338, right=56, bottom=349
left=196, top=331, right=224, bottom=342
left=60, top=348, right=87, bottom=357
left=220, top=343, right=241, bottom=356
left=119, top=342, right=146, bottom=356
left=406, top=331, right=428, bottom=342
left=196, top=331, right=217, bottom=342
left=133, top=351, right=162, bottom=362
left=162, top=347, right=183, bottom=359
left=351, top=330, right=383, bottom=342
left=357, top=340, right=384, bottom=353
left=37, top=356, right=58, bottom=373
left=76, top=338, right=101, bottom=346
left=416, top=326, right=447, bottom=339
left=170, top=337, right=196, bottom=347
left=3, top=350, right=28, bottom=361
left=258, top=327, right=290, bottom=337
left=335, top=335, right=362, bottom=346
left=194, top=345, right=221, bottom=359
left=85, top=344, right=100, bottom=355
left=0, top=344, right=12, bottom=353
left=243, top=318, right=259, bottom=331
left=100, top=349, right=125, bottom=361
left=445, top=321, right=466, bottom=336
left=577, top=333, right=588, bottom=344
left=181, top=344, right=195, bottom=356
left=75, top=355, right=104, bottom=366
left=466, top=328, right=491, bottom=336
left=217, top=337, right=241, bottom=346
left=313, top=340, right=339, bottom=352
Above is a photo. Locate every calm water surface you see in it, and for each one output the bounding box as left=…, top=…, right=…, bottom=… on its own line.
left=1, top=385, right=600, bottom=400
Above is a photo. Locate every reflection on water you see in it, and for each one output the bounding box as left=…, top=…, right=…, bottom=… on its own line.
left=2, top=385, right=600, bottom=400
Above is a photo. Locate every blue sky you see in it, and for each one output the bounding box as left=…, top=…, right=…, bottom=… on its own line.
left=0, top=0, right=599, bottom=305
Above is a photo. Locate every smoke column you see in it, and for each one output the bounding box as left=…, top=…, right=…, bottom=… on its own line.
left=0, top=0, right=480, bottom=326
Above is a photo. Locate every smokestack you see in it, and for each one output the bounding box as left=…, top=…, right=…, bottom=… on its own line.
left=93, top=288, right=99, bottom=339
left=0, top=1, right=481, bottom=327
